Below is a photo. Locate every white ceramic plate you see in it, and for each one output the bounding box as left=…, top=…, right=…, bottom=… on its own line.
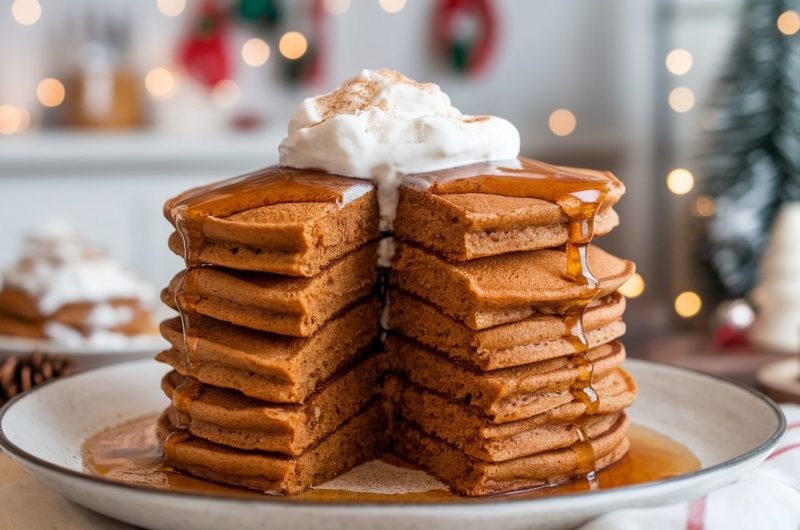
left=0, top=359, right=785, bottom=530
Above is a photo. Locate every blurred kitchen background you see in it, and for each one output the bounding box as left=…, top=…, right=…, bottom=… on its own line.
left=2, top=0, right=799, bottom=382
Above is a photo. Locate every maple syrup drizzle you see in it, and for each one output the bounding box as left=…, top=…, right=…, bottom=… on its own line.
left=82, top=416, right=701, bottom=500
left=408, top=157, right=610, bottom=482
left=163, top=167, right=373, bottom=458
left=573, top=426, right=599, bottom=490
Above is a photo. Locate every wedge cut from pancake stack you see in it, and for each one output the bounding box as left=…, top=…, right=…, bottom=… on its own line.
left=155, top=158, right=637, bottom=496
left=384, top=159, right=637, bottom=495
left=156, top=169, right=387, bottom=494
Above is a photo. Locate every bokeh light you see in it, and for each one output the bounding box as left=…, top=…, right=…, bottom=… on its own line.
left=37, top=78, right=65, bottom=107
left=379, top=0, right=406, bottom=13
left=665, top=49, right=693, bottom=76
left=674, top=291, right=702, bottom=318
left=211, top=80, right=240, bottom=108
left=0, top=105, right=30, bottom=135
left=666, top=168, right=695, bottom=195
left=145, top=67, right=177, bottom=99
left=279, top=32, right=308, bottom=60
left=548, top=109, right=577, bottom=137
left=669, top=87, right=695, bottom=113
left=11, top=0, right=41, bottom=26
left=17, top=106, right=31, bottom=131
left=778, top=10, right=800, bottom=35
left=693, top=195, right=716, bottom=217
left=157, top=0, right=185, bottom=17
left=618, top=273, right=645, bottom=298
left=242, top=38, right=270, bottom=67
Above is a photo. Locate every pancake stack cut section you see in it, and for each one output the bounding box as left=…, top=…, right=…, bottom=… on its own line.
left=386, top=158, right=637, bottom=496
left=157, top=167, right=386, bottom=494
left=155, top=157, right=638, bottom=497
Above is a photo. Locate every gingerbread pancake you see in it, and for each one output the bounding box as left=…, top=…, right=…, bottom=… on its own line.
left=158, top=401, right=388, bottom=494
left=162, top=242, right=377, bottom=337
left=391, top=242, right=635, bottom=329
left=388, top=290, right=626, bottom=370
left=391, top=414, right=629, bottom=496
left=384, top=373, right=635, bottom=461
left=164, top=169, right=379, bottom=277
left=395, top=162, right=624, bottom=261
left=161, top=354, right=382, bottom=455
left=385, top=336, right=627, bottom=422
left=157, top=298, right=379, bottom=403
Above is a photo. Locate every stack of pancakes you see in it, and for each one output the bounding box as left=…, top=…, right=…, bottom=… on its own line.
left=384, top=164, right=637, bottom=495
left=0, top=235, right=156, bottom=344
left=155, top=160, right=637, bottom=496
left=155, top=172, right=387, bottom=494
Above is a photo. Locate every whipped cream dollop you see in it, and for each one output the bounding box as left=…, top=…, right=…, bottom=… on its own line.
left=3, top=231, right=155, bottom=316
left=279, top=69, right=521, bottom=231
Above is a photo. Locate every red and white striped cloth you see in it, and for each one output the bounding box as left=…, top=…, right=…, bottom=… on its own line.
left=581, top=404, right=800, bottom=530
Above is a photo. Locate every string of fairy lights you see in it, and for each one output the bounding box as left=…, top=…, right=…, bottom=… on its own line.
left=657, top=9, right=799, bottom=319
left=4, top=2, right=800, bottom=319
left=0, top=0, right=591, bottom=143
left=655, top=8, right=800, bottom=320
left=653, top=41, right=704, bottom=318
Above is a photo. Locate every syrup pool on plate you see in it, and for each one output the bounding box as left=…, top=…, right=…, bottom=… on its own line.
left=82, top=415, right=701, bottom=502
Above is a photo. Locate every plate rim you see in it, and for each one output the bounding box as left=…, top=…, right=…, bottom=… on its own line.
left=0, top=358, right=786, bottom=509
left=0, top=333, right=168, bottom=356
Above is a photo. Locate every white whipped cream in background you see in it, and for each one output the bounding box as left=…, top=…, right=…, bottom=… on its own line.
left=84, top=303, right=137, bottom=329
left=3, top=231, right=155, bottom=317
left=279, top=69, right=521, bottom=240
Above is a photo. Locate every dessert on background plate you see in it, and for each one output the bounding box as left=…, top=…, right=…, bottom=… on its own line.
left=0, top=229, right=163, bottom=357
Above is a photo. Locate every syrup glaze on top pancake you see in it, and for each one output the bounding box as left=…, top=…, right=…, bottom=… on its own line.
left=394, top=185, right=621, bottom=262
left=405, top=157, right=615, bottom=287
left=165, top=167, right=374, bottom=268
left=403, top=157, right=621, bottom=485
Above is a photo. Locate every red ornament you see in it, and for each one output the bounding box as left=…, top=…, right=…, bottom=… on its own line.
left=432, top=0, right=498, bottom=76
left=178, top=0, right=232, bottom=89
left=712, top=322, right=751, bottom=350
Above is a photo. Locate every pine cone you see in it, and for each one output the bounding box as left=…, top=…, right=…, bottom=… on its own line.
left=0, top=352, right=73, bottom=405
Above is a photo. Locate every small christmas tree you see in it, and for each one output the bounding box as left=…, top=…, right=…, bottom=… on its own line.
left=698, top=0, right=800, bottom=303
left=750, top=203, right=800, bottom=352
